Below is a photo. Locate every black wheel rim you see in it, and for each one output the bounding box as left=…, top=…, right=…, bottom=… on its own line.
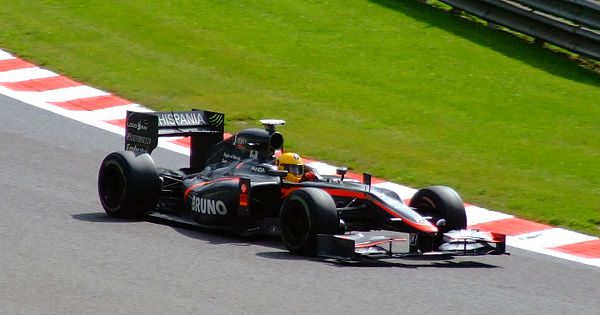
left=282, top=200, right=310, bottom=247
left=100, top=163, right=125, bottom=210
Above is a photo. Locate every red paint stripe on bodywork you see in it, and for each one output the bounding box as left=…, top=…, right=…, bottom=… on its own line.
left=549, top=239, right=600, bottom=259
left=0, top=58, right=36, bottom=71
left=280, top=187, right=300, bottom=198
left=468, top=217, right=553, bottom=236
left=320, top=188, right=367, bottom=199
left=372, top=200, right=438, bottom=233
left=371, top=200, right=401, bottom=218
left=184, top=177, right=239, bottom=199
left=0, top=75, right=81, bottom=91
left=354, top=238, right=407, bottom=248
left=49, top=95, right=132, bottom=110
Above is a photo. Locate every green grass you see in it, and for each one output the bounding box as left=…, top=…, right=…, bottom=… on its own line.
left=1, top=0, right=599, bottom=235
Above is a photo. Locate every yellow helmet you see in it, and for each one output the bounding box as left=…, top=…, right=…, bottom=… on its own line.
left=276, top=153, right=304, bottom=183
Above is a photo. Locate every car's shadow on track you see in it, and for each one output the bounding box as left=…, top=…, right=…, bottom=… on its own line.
left=325, top=258, right=500, bottom=269
left=73, top=211, right=290, bottom=251
left=73, top=212, right=502, bottom=268
left=72, top=212, right=144, bottom=223
left=256, top=251, right=501, bottom=269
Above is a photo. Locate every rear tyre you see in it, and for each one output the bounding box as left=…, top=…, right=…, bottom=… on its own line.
left=98, top=151, right=161, bottom=218
left=409, top=186, right=467, bottom=252
left=279, top=188, right=340, bottom=255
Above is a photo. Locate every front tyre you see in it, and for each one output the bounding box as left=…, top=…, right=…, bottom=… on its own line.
left=98, top=151, right=161, bottom=218
left=409, top=186, right=467, bottom=252
left=279, top=188, right=340, bottom=255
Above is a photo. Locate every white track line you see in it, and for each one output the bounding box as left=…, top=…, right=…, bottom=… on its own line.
left=465, top=205, right=514, bottom=225
left=36, top=85, right=108, bottom=102
left=511, top=228, right=597, bottom=249
left=87, top=104, right=150, bottom=121
left=0, top=50, right=13, bottom=60
left=0, top=67, right=58, bottom=82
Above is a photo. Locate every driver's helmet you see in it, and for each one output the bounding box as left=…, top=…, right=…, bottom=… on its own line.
left=276, top=153, right=304, bottom=183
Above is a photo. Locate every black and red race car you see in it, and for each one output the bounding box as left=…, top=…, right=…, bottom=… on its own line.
left=98, top=109, right=506, bottom=259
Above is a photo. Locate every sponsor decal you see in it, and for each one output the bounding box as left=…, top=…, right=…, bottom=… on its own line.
left=125, top=143, right=149, bottom=153
left=250, top=166, right=265, bottom=173
left=239, top=183, right=248, bottom=207
left=190, top=196, right=228, bottom=215
left=223, top=153, right=241, bottom=161
left=235, top=136, right=248, bottom=146
left=269, top=225, right=280, bottom=235
left=157, top=112, right=207, bottom=127
left=209, top=113, right=224, bottom=128
left=125, top=112, right=158, bottom=153
left=126, top=120, right=150, bottom=131
left=125, top=133, right=152, bottom=145
left=409, top=233, right=418, bottom=246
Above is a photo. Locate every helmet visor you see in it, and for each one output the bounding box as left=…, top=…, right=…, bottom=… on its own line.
left=284, top=164, right=304, bottom=176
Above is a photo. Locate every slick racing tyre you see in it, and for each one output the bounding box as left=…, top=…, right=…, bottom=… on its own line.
left=279, top=188, right=340, bottom=255
left=409, top=186, right=467, bottom=252
left=98, top=151, right=161, bottom=218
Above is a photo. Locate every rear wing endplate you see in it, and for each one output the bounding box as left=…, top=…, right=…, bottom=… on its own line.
left=125, top=110, right=224, bottom=168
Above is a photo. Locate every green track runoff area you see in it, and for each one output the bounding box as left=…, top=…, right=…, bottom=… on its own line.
left=1, top=0, right=599, bottom=236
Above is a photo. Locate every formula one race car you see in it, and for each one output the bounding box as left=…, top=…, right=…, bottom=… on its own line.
left=98, top=109, right=507, bottom=259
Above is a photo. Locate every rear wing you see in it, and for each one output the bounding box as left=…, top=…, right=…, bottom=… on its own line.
left=125, top=110, right=224, bottom=169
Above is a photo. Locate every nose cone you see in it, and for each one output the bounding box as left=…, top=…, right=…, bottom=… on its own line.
left=409, top=220, right=439, bottom=234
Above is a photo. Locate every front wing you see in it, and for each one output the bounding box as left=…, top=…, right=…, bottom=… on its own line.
left=316, top=230, right=508, bottom=260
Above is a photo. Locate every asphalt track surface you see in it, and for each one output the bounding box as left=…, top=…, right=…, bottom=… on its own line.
left=1, top=94, right=599, bottom=314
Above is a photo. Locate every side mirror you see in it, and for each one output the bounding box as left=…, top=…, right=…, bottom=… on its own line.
left=336, top=167, right=348, bottom=181
left=267, top=169, right=288, bottom=178
left=363, top=173, right=371, bottom=191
